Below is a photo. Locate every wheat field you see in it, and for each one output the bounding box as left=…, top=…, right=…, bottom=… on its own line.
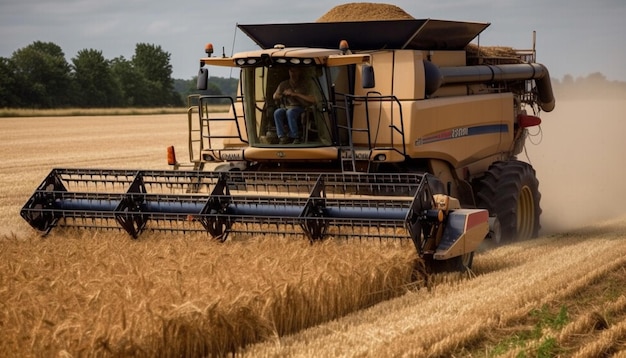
left=1, top=100, right=626, bottom=357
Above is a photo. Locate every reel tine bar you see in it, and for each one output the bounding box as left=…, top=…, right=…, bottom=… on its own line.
left=21, top=169, right=436, bottom=245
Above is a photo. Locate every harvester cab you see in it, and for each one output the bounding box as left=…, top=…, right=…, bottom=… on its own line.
left=22, top=18, right=555, bottom=273
left=188, top=45, right=375, bottom=173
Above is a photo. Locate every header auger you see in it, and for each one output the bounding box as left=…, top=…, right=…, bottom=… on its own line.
left=22, top=13, right=555, bottom=272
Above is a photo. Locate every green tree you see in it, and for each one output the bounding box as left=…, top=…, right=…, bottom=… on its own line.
left=561, top=74, right=574, bottom=86
left=186, top=77, right=223, bottom=96
left=0, top=57, right=20, bottom=107
left=173, top=76, right=238, bottom=104
left=71, top=49, right=120, bottom=107
left=132, top=43, right=181, bottom=106
left=206, top=76, right=238, bottom=98
left=11, top=41, right=71, bottom=108
left=110, top=56, right=144, bottom=107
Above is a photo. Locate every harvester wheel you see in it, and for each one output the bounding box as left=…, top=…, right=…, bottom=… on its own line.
left=457, top=252, right=474, bottom=269
left=430, top=252, right=475, bottom=273
left=475, top=160, right=541, bottom=242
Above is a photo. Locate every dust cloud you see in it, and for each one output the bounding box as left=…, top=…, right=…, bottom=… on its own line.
left=523, top=92, right=626, bottom=233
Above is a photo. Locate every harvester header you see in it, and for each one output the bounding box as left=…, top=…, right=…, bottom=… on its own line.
left=21, top=168, right=487, bottom=268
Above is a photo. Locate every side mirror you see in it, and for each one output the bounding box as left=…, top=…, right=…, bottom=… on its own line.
left=197, top=67, right=208, bottom=90
left=361, top=64, right=375, bottom=89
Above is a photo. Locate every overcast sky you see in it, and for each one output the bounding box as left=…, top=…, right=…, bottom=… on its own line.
left=1, top=0, right=625, bottom=81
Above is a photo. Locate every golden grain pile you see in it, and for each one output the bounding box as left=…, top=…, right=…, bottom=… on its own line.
left=466, top=43, right=522, bottom=64
left=317, top=2, right=520, bottom=63
left=465, top=43, right=517, bottom=58
left=316, top=3, right=414, bottom=22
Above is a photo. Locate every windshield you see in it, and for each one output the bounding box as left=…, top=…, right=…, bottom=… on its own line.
left=242, top=65, right=332, bottom=146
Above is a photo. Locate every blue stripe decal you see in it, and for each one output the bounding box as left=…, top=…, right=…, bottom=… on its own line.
left=468, top=124, right=509, bottom=136
left=415, top=124, right=508, bottom=146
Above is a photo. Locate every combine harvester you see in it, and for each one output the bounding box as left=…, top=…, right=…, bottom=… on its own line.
left=22, top=16, right=554, bottom=272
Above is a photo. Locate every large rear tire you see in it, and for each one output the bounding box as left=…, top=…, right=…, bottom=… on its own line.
left=475, top=160, right=541, bottom=242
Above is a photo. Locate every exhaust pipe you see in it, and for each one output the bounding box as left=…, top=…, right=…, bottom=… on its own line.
left=425, top=61, right=556, bottom=112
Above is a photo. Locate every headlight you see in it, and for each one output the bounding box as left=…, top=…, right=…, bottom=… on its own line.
left=235, top=58, right=259, bottom=66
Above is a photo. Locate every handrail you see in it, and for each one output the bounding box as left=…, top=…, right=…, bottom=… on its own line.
left=336, top=92, right=407, bottom=157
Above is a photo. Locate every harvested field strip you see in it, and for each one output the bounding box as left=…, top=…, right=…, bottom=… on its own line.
left=569, top=309, right=626, bottom=358
left=244, top=219, right=626, bottom=356
left=486, top=265, right=626, bottom=357
left=553, top=289, right=626, bottom=356
left=558, top=296, right=626, bottom=344
left=0, top=232, right=418, bottom=356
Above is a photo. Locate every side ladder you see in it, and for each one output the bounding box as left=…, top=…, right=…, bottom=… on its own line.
left=187, top=95, right=247, bottom=169
left=336, top=94, right=371, bottom=173
left=335, top=92, right=407, bottom=173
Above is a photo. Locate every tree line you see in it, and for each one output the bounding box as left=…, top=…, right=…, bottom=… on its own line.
left=1, top=40, right=624, bottom=109
left=0, top=41, right=237, bottom=109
